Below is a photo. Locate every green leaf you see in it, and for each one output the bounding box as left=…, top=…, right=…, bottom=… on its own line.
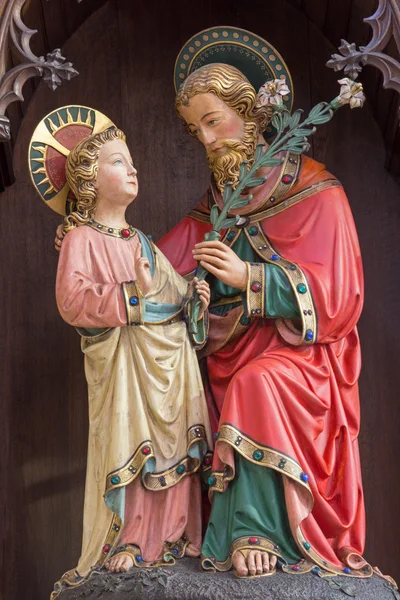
left=310, top=112, right=333, bottom=125
left=308, top=102, right=329, bottom=120
left=230, top=198, right=250, bottom=209
left=222, top=183, right=232, bottom=204
left=220, top=217, right=237, bottom=229
left=210, top=204, right=219, bottom=225
left=239, top=161, right=248, bottom=179
left=340, top=584, right=357, bottom=597
left=260, top=156, right=283, bottom=167
left=254, top=144, right=265, bottom=162
left=247, top=176, right=267, bottom=187
left=271, top=112, right=283, bottom=130
left=289, top=109, right=303, bottom=129
left=326, top=578, right=341, bottom=590
left=281, top=109, right=291, bottom=129
left=291, top=127, right=316, bottom=137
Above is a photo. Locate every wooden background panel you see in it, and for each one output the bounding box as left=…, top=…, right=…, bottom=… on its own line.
left=1, top=1, right=400, bottom=599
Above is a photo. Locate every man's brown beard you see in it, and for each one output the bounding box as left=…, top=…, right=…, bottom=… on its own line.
left=207, top=120, right=259, bottom=193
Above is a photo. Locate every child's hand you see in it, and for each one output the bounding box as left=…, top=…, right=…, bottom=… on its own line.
left=134, top=243, right=152, bottom=295
left=190, top=277, right=210, bottom=320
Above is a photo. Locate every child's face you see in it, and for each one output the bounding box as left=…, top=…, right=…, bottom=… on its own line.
left=94, top=139, right=138, bottom=207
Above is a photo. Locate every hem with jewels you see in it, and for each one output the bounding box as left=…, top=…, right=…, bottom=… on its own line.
left=205, top=424, right=374, bottom=580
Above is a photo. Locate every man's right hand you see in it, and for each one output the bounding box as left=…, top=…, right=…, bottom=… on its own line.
left=55, top=224, right=64, bottom=252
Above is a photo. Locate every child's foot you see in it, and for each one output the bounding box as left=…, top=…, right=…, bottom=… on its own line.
left=105, top=554, right=134, bottom=573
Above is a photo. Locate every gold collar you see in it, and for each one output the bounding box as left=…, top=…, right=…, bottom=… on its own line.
left=86, top=219, right=137, bottom=240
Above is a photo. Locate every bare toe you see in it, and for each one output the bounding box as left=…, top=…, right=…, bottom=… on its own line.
left=233, top=551, right=248, bottom=577
left=247, top=550, right=256, bottom=576
left=262, top=551, right=270, bottom=572
left=118, top=555, right=134, bottom=572
left=270, top=554, right=277, bottom=570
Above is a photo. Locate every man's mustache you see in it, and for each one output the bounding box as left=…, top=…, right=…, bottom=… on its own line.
left=206, top=139, right=246, bottom=157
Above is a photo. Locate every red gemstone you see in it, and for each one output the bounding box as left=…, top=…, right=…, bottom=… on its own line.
left=251, top=281, right=262, bottom=293
left=282, top=175, right=293, bottom=184
left=204, top=457, right=212, bottom=466
left=121, top=229, right=130, bottom=238
left=142, top=446, right=151, bottom=455
left=292, top=564, right=300, bottom=571
left=103, top=544, right=110, bottom=554
left=248, top=537, right=259, bottom=545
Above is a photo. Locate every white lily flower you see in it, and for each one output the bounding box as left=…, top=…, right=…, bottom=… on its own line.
left=257, top=77, right=290, bottom=107
left=337, top=78, right=365, bottom=109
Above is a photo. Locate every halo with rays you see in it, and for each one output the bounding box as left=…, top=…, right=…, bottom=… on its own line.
left=28, top=105, right=116, bottom=216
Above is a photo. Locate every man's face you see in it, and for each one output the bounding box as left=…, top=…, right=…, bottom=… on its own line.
left=178, top=92, right=245, bottom=152
left=178, top=92, right=258, bottom=191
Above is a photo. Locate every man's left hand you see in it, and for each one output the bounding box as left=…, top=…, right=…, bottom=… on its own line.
left=193, top=241, right=247, bottom=291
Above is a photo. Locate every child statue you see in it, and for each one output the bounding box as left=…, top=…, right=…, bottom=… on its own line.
left=29, top=109, right=212, bottom=596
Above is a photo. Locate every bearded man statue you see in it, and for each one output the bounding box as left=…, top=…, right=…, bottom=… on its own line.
left=157, top=29, right=372, bottom=581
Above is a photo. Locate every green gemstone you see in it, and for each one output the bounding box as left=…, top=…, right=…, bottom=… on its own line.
left=297, top=283, right=307, bottom=294
left=253, top=450, right=264, bottom=461
left=240, top=316, right=251, bottom=326
left=248, top=226, right=258, bottom=236
left=208, top=476, right=216, bottom=486
left=303, top=542, right=311, bottom=551
left=111, top=476, right=120, bottom=485
left=176, top=465, right=185, bottom=475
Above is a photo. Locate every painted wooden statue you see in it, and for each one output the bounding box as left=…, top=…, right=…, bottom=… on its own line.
left=29, top=111, right=213, bottom=597
left=158, top=27, right=372, bottom=580
left=37, top=24, right=392, bottom=598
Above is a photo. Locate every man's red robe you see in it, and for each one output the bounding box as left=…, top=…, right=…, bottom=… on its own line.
left=157, top=153, right=372, bottom=577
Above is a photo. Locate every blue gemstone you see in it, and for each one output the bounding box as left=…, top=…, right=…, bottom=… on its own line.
left=172, top=548, right=179, bottom=555
left=305, top=330, right=313, bottom=341
left=213, top=432, right=219, bottom=440
left=343, top=567, right=351, bottom=574
left=271, top=254, right=280, bottom=261
left=300, top=472, right=309, bottom=483
left=312, top=566, right=320, bottom=575
left=288, top=265, right=296, bottom=270
left=129, top=296, right=139, bottom=306
left=136, top=556, right=143, bottom=563
left=111, top=476, right=120, bottom=485
left=227, top=232, right=236, bottom=242
left=297, top=283, right=307, bottom=294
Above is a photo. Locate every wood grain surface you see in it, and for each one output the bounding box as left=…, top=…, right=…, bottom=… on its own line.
left=1, top=2, right=399, bottom=599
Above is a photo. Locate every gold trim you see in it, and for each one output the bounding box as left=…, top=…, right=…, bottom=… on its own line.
left=244, top=224, right=317, bottom=345
left=87, top=219, right=137, bottom=240
left=143, top=456, right=200, bottom=492
left=121, top=281, right=143, bottom=326
left=188, top=178, right=341, bottom=224
left=201, top=535, right=282, bottom=574
left=294, top=526, right=373, bottom=578
left=253, top=178, right=340, bottom=221
left=110, top=543, right=176, bottom=568
left=201, top=451, right=213, bottom=471
left=245, top=262, right=265, bottom=317
left=105, top=440, right=154, bottom=494
left=210, top=424, right=312, bottom=495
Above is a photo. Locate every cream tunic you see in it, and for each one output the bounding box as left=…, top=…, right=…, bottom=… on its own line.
left=55, top=225, right=212, bottom=582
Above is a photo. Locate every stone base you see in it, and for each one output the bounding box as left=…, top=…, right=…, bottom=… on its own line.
left=57, top=558, right=399, bottom=600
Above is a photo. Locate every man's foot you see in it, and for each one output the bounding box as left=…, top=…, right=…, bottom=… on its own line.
left=233, top=550, right=277, bottom=576
left=105, top=554, right=134, bottom=573
left=185, top=543, right=201, bottom=558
